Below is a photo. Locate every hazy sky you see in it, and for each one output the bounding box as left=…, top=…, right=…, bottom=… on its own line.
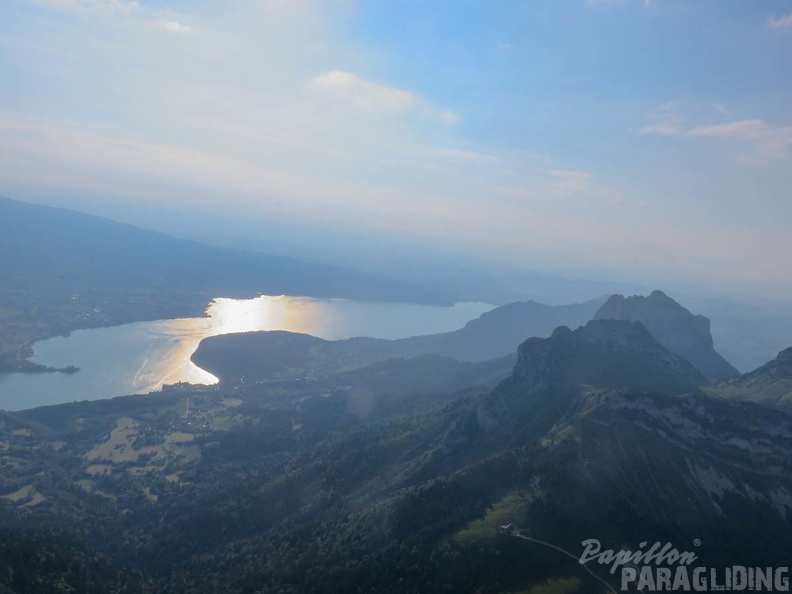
left=1, top=0, right=791, bottom=296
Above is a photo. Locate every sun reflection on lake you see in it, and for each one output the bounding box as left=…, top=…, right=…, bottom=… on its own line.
left=208, top=296, right=312, bottom=336
left=0, top=296, right=494, bottom=411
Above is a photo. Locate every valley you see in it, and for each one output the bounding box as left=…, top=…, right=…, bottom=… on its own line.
left=1, top=299, right=791, bottom=593
left=0, top=196, right=445, bottom=375
left=2, top=5, right=791, bottom=592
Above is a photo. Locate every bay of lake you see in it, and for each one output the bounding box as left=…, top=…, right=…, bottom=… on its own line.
left=0, top=295, right=493, bottom=411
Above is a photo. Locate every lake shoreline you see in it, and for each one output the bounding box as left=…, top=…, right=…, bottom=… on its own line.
left=0, top=296, right=493, bottom=411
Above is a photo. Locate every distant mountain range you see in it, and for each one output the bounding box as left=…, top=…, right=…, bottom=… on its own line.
left=0, top=196, right=442, bottom=304
left=0, top=196, right=443, bottom=372
left=191, top=297, right=607, bottom=384
left=193, top=289, right=743, bottom=389
left=3, top=199, right=792, bottom=592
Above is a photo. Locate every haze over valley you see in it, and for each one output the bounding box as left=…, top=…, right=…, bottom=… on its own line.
left=1, top=1, right=792, bottom=593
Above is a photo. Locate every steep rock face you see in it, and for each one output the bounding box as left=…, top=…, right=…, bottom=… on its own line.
left=475, top=319, right=705, bottom=438
left=438, top=319, right=792, bottom=567
left=710, top=346, right=792, bottom=412
left=460, top=321, right=792, bottom=561
left=594, top=290, right=739, bottom=381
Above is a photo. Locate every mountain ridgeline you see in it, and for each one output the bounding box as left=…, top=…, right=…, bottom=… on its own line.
left=0, top=198, right=784, bottom=594
left=594, top=290, right=740, bottom=381
left=0, top=196, right=441, bottom=304
left=193, top=290, right=739, bottom=391
left=708, top=346, right=792, bottom=412
left=475, top=320, right=706, bottom=439
left=0, top=196, right=444, bottom=372
left=191, top=297, right=606, bottom=384
left=1, top=317, right=791, bottom=593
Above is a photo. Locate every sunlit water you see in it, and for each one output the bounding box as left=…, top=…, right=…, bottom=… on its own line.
left=0, top=296, right=493, bottom=411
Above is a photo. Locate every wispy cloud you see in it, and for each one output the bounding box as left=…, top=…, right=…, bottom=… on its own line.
left=638, top=102, right=683, bottom=136
left=549, top=170, right=628, bottom=206
left=154, top=20, right=190, bottom=34
left=640, top=104, right=792, bottom=162
left=310, top=70, right=459, bottom=124
left=769, top=13, right=792, bottom=29
left=4, top=0, right=791, bottom=295
left=549, top=169, right=592, bottom=193
left=310, top=71, right=418, bottom=115
left=34, top=0, right=140, bottom=13
left=35, top=0, right=194, bottom=35
left=685, top=120, right=792, bottom=162
left=438, top=111, right=461, bottom=125
left=0, top=115, right=632, bottom=259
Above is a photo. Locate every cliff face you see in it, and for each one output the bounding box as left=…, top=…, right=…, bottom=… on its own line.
left=593, top=290, right=739, bottom=381
left=453, top=319, right=792, bottom=566
left=475, top=319, right=705, bottom=438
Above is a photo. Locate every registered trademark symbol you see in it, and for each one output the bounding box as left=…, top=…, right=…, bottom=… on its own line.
left=693, top=539, right=701, bottom=547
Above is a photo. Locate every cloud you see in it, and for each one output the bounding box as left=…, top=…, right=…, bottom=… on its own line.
left=769, top=13, right=792, bottom=29
left=310, top=71, right=418, bottom=114
left=685, top=120, right=792, bottom=161
left=640, top=104, right=792, bottom=162
left=711, top=102, right=730, bottom=117
left=309, top=70, right=459, bottom=124
left=550, top=169, right=592, bottom=193
left=3, top=0, right=790, bottom=296
left=34, top=0, right=139, bottom=13
left=545, top=169, right=627, bottom=206
left=496, top=41, right=513, bottom=52
left=35, top=0, right=193, bottom=35
left=638, top=102, right=683, bottom=136
left=438, top=111, right=460, bottom=125
left=155, top=20, right=190, bottom=34
left=639, top=123, right=680, bottom=136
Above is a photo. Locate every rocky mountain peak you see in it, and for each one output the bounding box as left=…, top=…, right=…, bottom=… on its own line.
left=476, top=319, right=705, bottom=435
left=594, top=291, right=739, bottom=381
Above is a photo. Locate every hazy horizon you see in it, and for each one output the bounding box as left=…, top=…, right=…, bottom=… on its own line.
left=2, top=0, right=792, bottom=300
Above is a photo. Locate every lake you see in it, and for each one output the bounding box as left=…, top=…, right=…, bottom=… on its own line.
left=0, top=295, right=493, bottom=411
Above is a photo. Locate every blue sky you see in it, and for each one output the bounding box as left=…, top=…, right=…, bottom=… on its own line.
left=1, top=0, right=791, bottom=296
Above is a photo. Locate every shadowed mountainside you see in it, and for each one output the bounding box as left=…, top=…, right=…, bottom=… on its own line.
left=594, top=290, right=739, bottom=381
left=2, top=319, right=792, bottom=593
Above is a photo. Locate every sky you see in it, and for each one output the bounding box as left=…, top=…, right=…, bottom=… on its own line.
left=1, top=0, right=791, bottom=297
